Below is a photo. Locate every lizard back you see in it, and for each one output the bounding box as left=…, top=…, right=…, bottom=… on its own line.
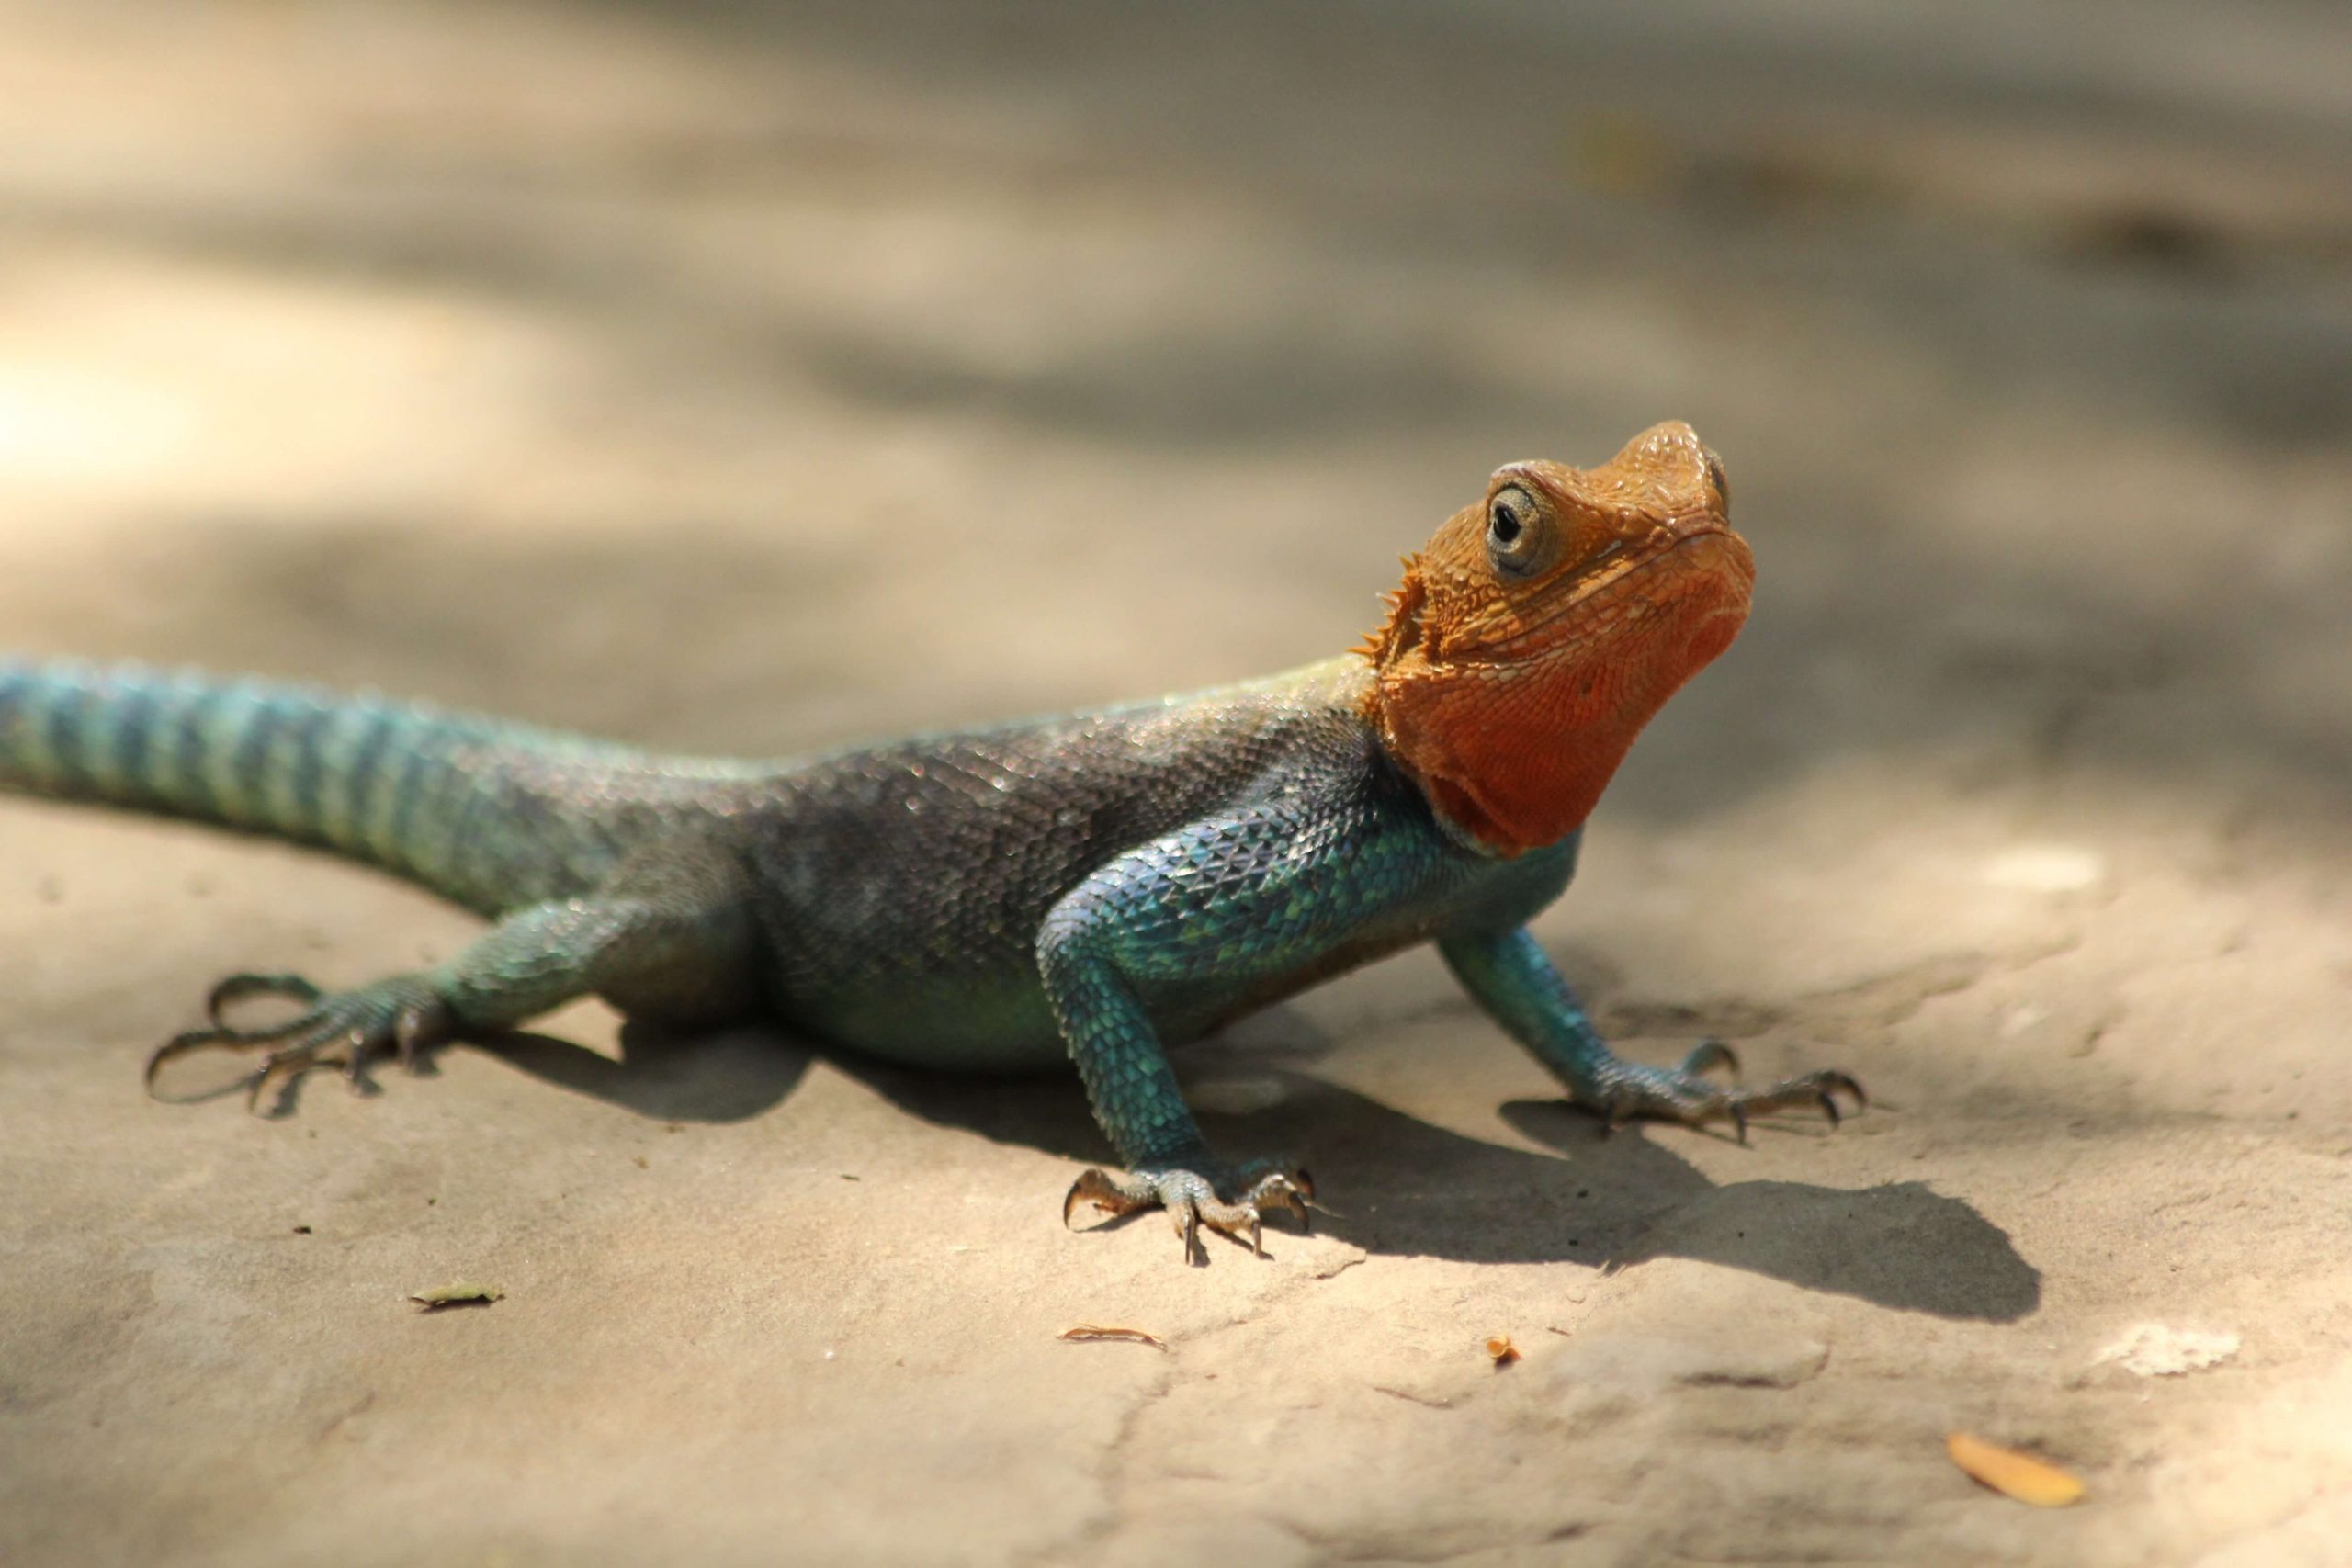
left=729, top=657, right=1457, bottom=1066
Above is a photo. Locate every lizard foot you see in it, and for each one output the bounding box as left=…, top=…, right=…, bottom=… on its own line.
left=1063, top=1159, right=1315, bottom=1266
left=1597, top=1041, right=1864, bottom=1144
left=146, top=972, right=453, bottom=1114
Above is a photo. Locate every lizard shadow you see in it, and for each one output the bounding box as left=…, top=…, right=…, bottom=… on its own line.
left=472, top=1019, right=2039, bottom=1323
left=1488, top=1099, right=2041, bottom=1321
left=471, top=1021, right=817, bottom=1123
left=855, top=1057, right=2037, bottom=1320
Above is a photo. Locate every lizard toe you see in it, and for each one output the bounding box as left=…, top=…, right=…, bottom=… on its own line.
left=148, top=974, right=450, bottom=1113
left=1600, top=1062, right=1863, bottom=1144
left=1063, top=1159, right=1316, bottom=1265
left=203, top=972, right=324, bottom=1032
left=1677, top=1038, right=1742, bottom=1081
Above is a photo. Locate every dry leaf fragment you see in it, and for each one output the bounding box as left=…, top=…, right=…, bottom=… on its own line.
left=1946, top=1432, right=2085, bottom=1506
left=1485, top=1336, right=1521, bottom=1367
left=409, top=1283, right=503, bottom=1312
left=1059, top=1324, right=1168, bottom=1350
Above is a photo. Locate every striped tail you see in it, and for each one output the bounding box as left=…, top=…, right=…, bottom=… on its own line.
left=0, top=659, right=660, bottom=913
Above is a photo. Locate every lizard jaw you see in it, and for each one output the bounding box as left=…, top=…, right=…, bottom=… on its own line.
left=1375, top=525, right=1754, bottom=855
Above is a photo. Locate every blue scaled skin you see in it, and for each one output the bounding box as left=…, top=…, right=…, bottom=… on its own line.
left=0, top=423, right=1860, bottom=1260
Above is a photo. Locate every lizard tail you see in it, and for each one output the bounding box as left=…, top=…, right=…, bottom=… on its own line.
left=0, top=659, right=662, bottom=913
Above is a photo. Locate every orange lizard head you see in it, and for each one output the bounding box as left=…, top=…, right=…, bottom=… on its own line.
left=1359, top=421, right=1753, bottom=854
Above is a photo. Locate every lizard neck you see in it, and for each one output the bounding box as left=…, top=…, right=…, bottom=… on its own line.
left=1360, top=545, right=1750, bottom=857
left=1375, top=681, right=1678, bottom=857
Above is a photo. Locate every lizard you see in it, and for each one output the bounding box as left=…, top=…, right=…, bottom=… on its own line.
left=0, top=421, right=1859, bottom=1262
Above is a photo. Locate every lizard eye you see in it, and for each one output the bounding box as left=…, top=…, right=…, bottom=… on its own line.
left=1487, top=484, right=1554, bottom=579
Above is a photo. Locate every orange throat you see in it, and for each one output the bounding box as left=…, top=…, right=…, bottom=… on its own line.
left=1369, top=537, right=1752, bottom=855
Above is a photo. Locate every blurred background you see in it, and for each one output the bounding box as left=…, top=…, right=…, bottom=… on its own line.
left=5, top=0, right=2346, bottom=807
left=5, top=4, right=2351, bottom=1563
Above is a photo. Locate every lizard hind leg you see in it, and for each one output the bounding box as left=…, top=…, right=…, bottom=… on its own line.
left=147, top=832, right=762, bottom=1115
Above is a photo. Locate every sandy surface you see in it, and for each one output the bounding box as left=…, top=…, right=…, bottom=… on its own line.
left=4, top=3, right=2351, bottom=1563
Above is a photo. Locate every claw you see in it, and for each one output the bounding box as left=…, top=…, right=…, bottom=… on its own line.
left=393, top=1004, right=437, bottom=1075
left=205, top=972, right=323, bottom=1032
left=1726, top=1069, right=1866, bottom=1129
left=1064, top=1168, right=1128, bottom=1227
left=247, top=1041, right=316, bottom=1116
left=145, top=1027, right=222, bottom=1095
left=1679, top=1039, right=1742, bottom=1081
left=341, top=1025, right=378, bottom=1093
left=1709, top=1067, right=1867, bottom=1140
left=148, top=974, right=448, bottom=1111
left=1262, top=1180, right=1311, bottom=1235
left=1242, top=1171, right=1314, bottom=1237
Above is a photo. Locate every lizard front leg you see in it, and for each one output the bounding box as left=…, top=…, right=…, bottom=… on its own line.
left=1037, top=812, right=1341, bottom=1264
left=150, top=835, right=760, bottom=1111
left=1440, top=925, right=1861, bottom=1141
